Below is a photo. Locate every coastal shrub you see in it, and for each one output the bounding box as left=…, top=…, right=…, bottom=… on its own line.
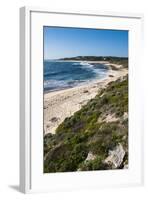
left=79, top=156, right=108, bottom=171
left=44, top=142, right=88, bottom=172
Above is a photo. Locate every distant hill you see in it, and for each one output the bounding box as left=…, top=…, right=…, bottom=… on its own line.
left=60, top=56, right=128, bottom=68
left=60, top=56, right=127, bottom=61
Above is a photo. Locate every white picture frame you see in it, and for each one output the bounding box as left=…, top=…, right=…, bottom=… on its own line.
left=20, top=6, right=144, bottom=193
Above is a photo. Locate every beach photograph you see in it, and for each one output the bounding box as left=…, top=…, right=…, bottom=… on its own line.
left=43, top=27, right=128, bottom=173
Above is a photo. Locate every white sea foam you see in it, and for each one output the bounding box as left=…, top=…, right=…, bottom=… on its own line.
left=72, top=62, right=80, bottom=65
left=72, top=61, right=93, bottom=67
left=44, top=60, right=108, bottom=91
left=44, top=79, right=85, bottom=91
left=80, top=61, right=93, bottom=67
left=79, top=61, right=106, bottom=77
left=44, top=80, right=68, bottom=89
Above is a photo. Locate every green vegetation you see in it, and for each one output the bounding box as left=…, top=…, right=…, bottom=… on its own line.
left=78, top=156, right=109, bottom=171
left=44, top=75, right=128, bottom=173
left=61, top=56, right=128, bottom=70
left=109, top=59, right=128, bottom=68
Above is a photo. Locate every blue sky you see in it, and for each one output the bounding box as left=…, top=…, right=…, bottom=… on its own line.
left=44, top=27, right=128, bottom=59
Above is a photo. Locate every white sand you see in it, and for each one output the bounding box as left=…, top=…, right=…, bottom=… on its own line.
left=44, top=64, right=128, bottom=135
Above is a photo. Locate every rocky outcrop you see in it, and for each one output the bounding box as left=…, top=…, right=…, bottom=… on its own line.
left=85, top=152, right=96, bottom=162
left=123, top=112, right=128, bottom=120
left=103, top=113, right=119, bottom=123
left=123, top=164, right=128, bottom=169
left=104, top=143, right=125, bottom=169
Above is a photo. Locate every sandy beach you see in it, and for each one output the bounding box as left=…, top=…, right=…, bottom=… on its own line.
left=44, top=63, right=128, bottom=135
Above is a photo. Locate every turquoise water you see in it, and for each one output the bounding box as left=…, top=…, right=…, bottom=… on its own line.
left=44, top=60, right=108, bottom=92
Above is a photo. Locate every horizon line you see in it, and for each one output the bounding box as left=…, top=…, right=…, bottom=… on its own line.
left=44, top=55, right=128, bottom=60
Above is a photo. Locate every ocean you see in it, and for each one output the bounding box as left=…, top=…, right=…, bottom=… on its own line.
left=44, top=60, right=109, bottom=92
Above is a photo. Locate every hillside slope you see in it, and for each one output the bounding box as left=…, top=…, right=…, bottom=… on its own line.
left=44, top=75, right=128, bottom=173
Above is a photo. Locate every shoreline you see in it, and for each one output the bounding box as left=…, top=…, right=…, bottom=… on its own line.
left=44, top=63, right=128, bottom=135
left=44, top=60, right=111, bottom=94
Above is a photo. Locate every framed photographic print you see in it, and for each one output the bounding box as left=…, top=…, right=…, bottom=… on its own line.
left=20, top=7, right=144, bottom=193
